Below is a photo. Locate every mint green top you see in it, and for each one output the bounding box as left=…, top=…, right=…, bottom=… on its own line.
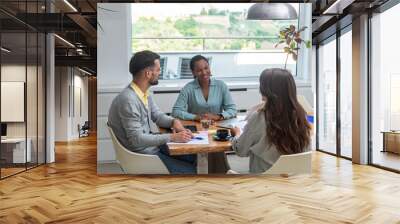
left=172, top=78, right=237, bottom=120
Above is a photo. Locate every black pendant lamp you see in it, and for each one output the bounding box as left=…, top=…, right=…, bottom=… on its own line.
left=247, top=3, right=297, bottom=20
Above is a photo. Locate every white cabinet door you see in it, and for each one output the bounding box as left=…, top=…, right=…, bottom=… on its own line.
left=230, top=88, right=261, bottom=111
left=152, top=91, right=180, bottom=114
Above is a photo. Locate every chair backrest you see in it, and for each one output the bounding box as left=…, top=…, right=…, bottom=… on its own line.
left=82, top=121, right=90, bottom=130
left=107, top=125, right=169, bottom=174
left=263, top=151, right=312, bottom=175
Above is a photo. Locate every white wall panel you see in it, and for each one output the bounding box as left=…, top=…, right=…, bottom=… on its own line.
left=97, top=139, right=116, bottom=161
left=98, top=92, right=119, bottom=116
left=1, top=82, right=25, bottom=122
left=97, top=116, right=110, bottom=140
left=97, top=3, right=132, bottom=88
left=230, top=88, right=261, bottom=111
left=152, top=92, right=179, bottom=114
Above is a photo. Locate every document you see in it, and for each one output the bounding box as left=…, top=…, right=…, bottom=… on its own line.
left=167, top=131, right=209, bottom=145
left=217, top=116, right=247, bottom=130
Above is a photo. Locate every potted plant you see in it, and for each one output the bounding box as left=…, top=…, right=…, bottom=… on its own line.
left=275, top=25, right=311, bottom=69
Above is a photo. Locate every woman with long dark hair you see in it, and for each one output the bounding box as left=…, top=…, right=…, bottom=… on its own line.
left=230, top=68, right=311, bottom=173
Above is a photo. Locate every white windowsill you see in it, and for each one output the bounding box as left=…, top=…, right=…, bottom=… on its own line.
left=98, top=78, right=311, bottom=93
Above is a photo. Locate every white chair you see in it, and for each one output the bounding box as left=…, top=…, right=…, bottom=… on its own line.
left=263, top=151, right=312, bottom=175
left=227, top=151, right=312, bottom=175
left=107, top=126, right=169, bottom=174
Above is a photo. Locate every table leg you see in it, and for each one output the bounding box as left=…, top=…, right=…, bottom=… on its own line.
left=197, top=152, right=208, bottom=174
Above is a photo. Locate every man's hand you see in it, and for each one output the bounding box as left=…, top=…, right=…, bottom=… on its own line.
left=170, top=130, right=193, bottom=143
left=230, top=126, right=241, bottom=137
left=172, top=119, right=185, bottom=132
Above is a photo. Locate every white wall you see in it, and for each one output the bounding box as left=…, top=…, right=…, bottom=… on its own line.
left=1, top=65, right=36, bottom=137
left=370, top=5, right=400, bottom=160
left=98, top=3, right=132, bottom=162
left=55, top=67, right=89, bottom=141
left=1, top=63, right=47, bottom=164
left=297, top=3, right=313, bottom=82
left=46, top=32, right=55, bottom=163
left=98, top=3, right=132, bottom=88
left=77, top=75, right=89, bottom=124
left=1, top=65, right=26, bottom=141
left=55, top=67, right=69, bottom=141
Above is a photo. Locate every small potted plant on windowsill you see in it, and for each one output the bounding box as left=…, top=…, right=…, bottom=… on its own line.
left=275, top=25, right=311, bottom=69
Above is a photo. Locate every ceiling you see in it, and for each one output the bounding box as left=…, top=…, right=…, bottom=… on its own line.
left=1, top=0, right=99, bottom=74
left=312, top=0, right=391, bottom=43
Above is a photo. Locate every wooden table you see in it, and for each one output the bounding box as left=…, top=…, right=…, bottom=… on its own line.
left=167, top=121, right=232, bottom=174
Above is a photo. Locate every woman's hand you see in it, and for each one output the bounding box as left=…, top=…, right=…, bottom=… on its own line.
left=230, top=126, right=241, bottom=137
left=194, top=114, right=201, bottom=121
left=203, top=113, right=223, bottom=121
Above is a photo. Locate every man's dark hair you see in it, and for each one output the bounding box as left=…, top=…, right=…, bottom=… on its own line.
left=129, top=50, right=160, bottom=77
left=190, top=55, right=208, bottom=71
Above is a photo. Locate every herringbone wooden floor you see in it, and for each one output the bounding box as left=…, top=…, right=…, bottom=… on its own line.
left=1, top=135, right=400, bottom=223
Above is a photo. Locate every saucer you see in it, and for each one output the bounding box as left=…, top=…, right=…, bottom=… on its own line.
left=212, top=135, right=232, bottom=141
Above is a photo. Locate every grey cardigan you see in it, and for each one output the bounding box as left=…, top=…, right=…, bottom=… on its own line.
left=108, top=85, right=174, bottom=154
left=231, top=110, right=310, bottom=173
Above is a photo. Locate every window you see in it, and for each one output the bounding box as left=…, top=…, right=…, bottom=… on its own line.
left=131, top=3, right=306, bottom=80
left=159, top=57, right=167, bottom=79
left=177, top=57, right=212, bottom=79
left=340, top=28, right=352, bottom=158
left=316, top=26, right=353, bottom=159
left=0, top=1, right=46, bottom=179
left=371, top=3, right=400, bottom=171
left=178, top=58, right=193, bottom=79
left=317, top=36, right=337, bottom=155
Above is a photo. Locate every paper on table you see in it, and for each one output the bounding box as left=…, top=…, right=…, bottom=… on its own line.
left=236, top=120, right=247, bottom=132
left=167, top=131, right=209, bottom=145
left=217, top=116, right=247, bottom=131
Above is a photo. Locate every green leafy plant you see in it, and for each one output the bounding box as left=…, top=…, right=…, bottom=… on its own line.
left=275, top=25, right=311, bottom=69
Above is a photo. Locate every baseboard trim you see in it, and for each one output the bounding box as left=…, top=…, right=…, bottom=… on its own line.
left=97, top=160, right=118, bottom=164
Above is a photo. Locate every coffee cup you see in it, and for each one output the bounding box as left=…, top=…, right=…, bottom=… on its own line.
left=216, top=129, right=230, bottom=140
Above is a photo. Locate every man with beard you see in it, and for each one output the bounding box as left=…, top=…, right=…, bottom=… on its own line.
left=108, top=50, right=197, bottom=174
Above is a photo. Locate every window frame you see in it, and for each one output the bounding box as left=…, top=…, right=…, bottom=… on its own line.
left=315, top=24, right=353, bottom=160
